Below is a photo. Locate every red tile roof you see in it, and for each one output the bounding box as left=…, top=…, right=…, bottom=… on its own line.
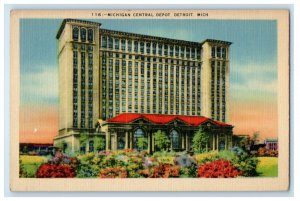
left=106, top=113, right=232, bottom=127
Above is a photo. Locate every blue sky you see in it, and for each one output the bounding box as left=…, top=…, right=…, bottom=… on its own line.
left=20, top=19, right=277, bottom=106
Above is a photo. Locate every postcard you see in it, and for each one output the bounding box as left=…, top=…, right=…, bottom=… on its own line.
left=10, top=9, right=289, bottom=191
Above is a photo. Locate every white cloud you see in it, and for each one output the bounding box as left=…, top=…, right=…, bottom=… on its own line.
left=21, top=66, right=58, bottom=105
left=230, top=62, right=277, bottom=95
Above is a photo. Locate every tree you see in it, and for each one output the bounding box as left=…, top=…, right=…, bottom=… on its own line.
left=56, top=140, right=68, bottom=153
left=250, top=131, right=260, bottom=146
left=94, top=136, right=106, bottom=151
left=153, top=130, right=170, bottom=151
left=192, top=127, right=209, bottom=153
left=137, top=137, right=148, bottom=151
left=79, top=132, right=88, bottom=147
left=239, top=131, right=260, bottom=151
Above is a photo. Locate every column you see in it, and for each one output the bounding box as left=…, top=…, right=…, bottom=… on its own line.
left=212, top=134, right=215, bottom=150
left=185, top=132, right=189, bottom=151
left=105, top=131, right=110, bottom=151
left=71, top=135, right=75, bottom=153
left=216, top=134, right=219, bottom=151
left=225, top=134, right=228, bottom=150
left=130, top=132, right=133, bottom=149
left=125, top=131, right=129, bottom=149
left=152, top=131, right=155, bottom=152
left=182, top=133, right=185, bottom=150
left=148, top=132, right=151, bottom=153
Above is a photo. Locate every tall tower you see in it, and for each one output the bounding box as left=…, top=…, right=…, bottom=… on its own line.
left=201, top=39, right=231, bottom=122
left=56, top=19, right=100, bottom=136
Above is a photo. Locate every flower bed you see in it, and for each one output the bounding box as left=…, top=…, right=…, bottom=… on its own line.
left=36, top=164, right=75, bottom=178
left=19, top=148, right=262, bottom=178
left=197, top=159, right=242, bottom=178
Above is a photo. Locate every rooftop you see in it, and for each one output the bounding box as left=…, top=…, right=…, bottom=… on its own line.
left=105, top=113, right=232, bottom=127
left=56, top=19, right=232, bottom=46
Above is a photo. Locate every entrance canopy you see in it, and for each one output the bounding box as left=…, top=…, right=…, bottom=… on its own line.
left=105, top=113, right=232, bottom=127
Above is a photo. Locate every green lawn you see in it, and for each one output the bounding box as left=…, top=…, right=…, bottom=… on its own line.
left=256, top=157, right=278, bottom=177
left=19, top=155, right=48, bottom=178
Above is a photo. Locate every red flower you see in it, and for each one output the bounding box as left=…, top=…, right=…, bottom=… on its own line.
left=197, top=160, right=242, bottom=178
left=99, top=167, right=127, bottom=178
left=36, top=163, right=75, bottom=178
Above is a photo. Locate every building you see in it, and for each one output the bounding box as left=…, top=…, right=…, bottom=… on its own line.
left=264, top=138, right=278, bottom=151
left=19, top=143, right=55, bottom=155
left=54, top=19, right=233, bottom=153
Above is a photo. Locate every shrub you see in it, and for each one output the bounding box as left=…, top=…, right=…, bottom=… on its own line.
left=231, top=154, right=259, bottom=177
left=192, top=128, right=209, bottom=153
left=137, top=137, right=148, bottom=151
left=193, top=151, right=218, bottom=164
left=174, top=155, right=197, bottom=168
left=142, top=157, right=158, bottom=168
left=197, top=159, right=242, bottom=178
left=151, top=164, right=180, bottom=178
left=94, top=136, right=106, bottom=152
left=99, top=167, right=127, bottom=178
left=153, top=151, right=177, bottom=157
left=36, top=164, right=75, bottom=178
left=153, top=130, right=171, bottom=151
left=217, top=150, right=236, bottom=160
left=258, top=147, right=266, bottom=156
left=156, top=156, right=175, bottom=165
left=76, top=152, right=105, bottom=178
left=138, top=168, right=151, bottom=178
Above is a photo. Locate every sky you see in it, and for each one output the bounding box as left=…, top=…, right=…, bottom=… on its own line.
left=20, top=19, right=278, bottom=144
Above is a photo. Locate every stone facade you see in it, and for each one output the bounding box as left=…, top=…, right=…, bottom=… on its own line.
left=54, top=19, right=233, bottom=153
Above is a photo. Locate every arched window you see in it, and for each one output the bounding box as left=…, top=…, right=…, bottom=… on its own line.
left=171, top=130, right=181, bottom=150
left=72, top=27, right=79, bottom=41
left=80, top=28, right=86, bottom=42
left=134, top=128, right=148, bottom=151
left=89, top=140, right=94, bottom=152
left=88, top=29, right=93, bottom=42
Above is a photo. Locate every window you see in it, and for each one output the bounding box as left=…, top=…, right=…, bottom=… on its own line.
left=175, top=46, right=179, bottom=57
left=72, top=27, right=79, bottom=41
left=115, top=38, right=120, bottom=50
left=133, top=129, right=148, bottom=151
left=128, top=40, right=132, bottom=52
left=134, top=41, right=139, bottom=53
left=87, top=29, right=93, bottom=42
left=117, top=133, right=126, bottom=150
left=108, top=37, right=113, bottom=49
left=101, top=36, right=107, bottom=48
left=80, top=28, right=86, bottom=42
left=140, top=42, right=144, bottom=54
left=181, top=47, right=185, bottom=58
left=186, top=48, right=190, bottom=58
left=152, top=43, right=157, bottom=55
left=217, top=47, right=221, bottom=58
left=197, top=48, right=201, bottom=60
left=121, top=39, right=126, bottom=51
left=164, top=44, right=168, bottom=56
left=211, top=61, right=215, bottom=119
left=222, top=48, right=226, bottom=59
left=158, top=44, right=162, bottom=56
left=169, top=46, right=173, bottom=56
left=191, top=48, right=195, bottom=59
left=146, top=43, right=151, bottom=54
left=211, top=46, right=215, bottom=58
left=171, top=130, right=181, bottom=150
left=89, top=140, right=94, bottom=152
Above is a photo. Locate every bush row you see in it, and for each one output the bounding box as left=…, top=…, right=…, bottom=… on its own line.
left=22, top=147, right=259, bottom=178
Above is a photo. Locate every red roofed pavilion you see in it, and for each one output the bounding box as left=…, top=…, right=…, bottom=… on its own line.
left=96, top=113, right=233, bottom=153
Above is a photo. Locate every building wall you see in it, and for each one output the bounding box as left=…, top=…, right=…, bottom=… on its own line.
left=56, top=19, right=231, bottom=143
left=99, top=30, right=204, bottom=120
left=57, top=20, right=100, bottom=135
